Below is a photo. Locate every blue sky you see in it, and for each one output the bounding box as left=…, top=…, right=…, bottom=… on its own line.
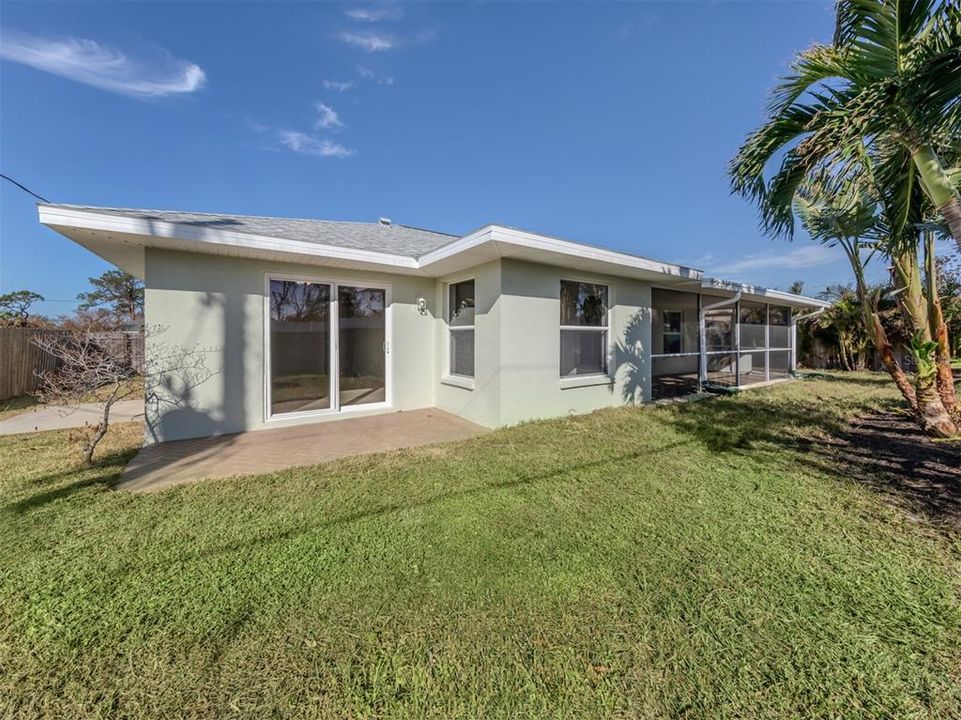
left=0, top=0, right=911, bottom=317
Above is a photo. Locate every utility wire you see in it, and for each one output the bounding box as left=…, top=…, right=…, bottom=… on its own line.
left=0, top=173, right=50, bottom=203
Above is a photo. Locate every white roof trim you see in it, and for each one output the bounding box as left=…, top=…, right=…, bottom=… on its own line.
left=701, top=277, right=831, bottom=308
left=38, top=205, right=829, bottom=307
left=418, top=224, right=700, bottom=279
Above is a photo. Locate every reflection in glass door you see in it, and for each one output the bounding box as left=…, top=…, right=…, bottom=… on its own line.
left=269, top=279, right=332, bottom=415
left=337, top=286, right=386, bottom=407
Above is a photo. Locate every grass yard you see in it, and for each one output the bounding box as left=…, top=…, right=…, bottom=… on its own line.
left=1, top=373, right=959, bottom=718
left=0, top=394, right=40, bottom=422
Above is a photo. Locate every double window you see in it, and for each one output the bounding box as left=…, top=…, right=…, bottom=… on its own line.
left=559, top=280, right=609, bottom=377
left=448, top=279, right=475, bottom=378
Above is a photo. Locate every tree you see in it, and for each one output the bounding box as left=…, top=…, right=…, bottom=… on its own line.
left=32, top=326, right=214, bottom=465
left=730, top=0, right=960, bottom=437
left=793, top=182, right=921, bottom=404
left=812, top=285, right=872, bottom=370
left=793, top=175, right=958, bottom=436
left=31, top=329, right=139, bottom=465
left=729, top=0, right=961, bottom=253
left=0, top=290, right=44, bottom=326
left=76, top=270, right=144, bottom=326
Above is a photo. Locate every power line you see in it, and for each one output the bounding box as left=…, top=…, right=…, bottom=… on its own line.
left=0, top=173, right=50, bottom=203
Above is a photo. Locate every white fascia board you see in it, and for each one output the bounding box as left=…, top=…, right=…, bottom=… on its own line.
left=37, top=205, right=419, bottom=272
left=416, top=225, right=497, bottom=266
left=701, top=277, right=830, bottom=308
left=418, top=224, right=702, bottom=280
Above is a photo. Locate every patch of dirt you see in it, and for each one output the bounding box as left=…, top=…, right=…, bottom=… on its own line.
left=819, top=410, right=961, bottom=533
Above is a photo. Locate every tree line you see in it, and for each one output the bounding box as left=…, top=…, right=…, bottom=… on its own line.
left=0, top=269, right=144, bottom=330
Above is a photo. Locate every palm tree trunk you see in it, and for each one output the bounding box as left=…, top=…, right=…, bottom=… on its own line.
left=891, top=250, right=931, bottom=342
left=912, top=145, right=961, bottom=255
left=870, top=311, right=918, bottom=411
left=914, top=375, right=959, bottom=438
left=924, top=231, right=958, bottom=414
left=840, top=238, right=918, bottom=409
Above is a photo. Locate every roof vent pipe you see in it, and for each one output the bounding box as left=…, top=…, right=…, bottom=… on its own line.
left=379, top=217, right=391, bottom=226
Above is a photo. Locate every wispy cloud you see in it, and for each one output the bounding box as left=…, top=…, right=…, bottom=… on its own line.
left=0, top=30, right=205, bottom=97
left=345, top=6, right=404, bottom=22
left=710, top=245, right=840, bottom=275
left=323, top=80, right=354, bottom=92
left=278, top=130, right=354, bottom=158
left=314, top=102, right=346, bottom=130
left=357, top=66, right=394, bottom=85
left=339, top=31, right=395, bottom=52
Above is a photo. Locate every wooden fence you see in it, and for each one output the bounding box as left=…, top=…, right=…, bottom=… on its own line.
left=0, top=328, right=63, bottom=401
left=0, top=328, right=145, bottom=401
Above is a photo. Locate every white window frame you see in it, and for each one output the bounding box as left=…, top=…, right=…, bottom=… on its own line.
left=559, top=277, right=611, bottom=382
left=445, top=277, right=476, bottom=384
left=662, top=309, right=684, bottom=355
left=263, top=272, right=392, bottom=423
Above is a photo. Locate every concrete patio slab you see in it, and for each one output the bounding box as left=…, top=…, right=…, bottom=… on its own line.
left=0, top=399, right=144, bottom=436
left=118, top=408, right=487, bottom=493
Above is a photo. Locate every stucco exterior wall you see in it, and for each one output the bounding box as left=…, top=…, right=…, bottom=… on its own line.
left=433, top=260, right=502, bottom=428
left=144, top=250, right=654, bottom=443
left=497, top=259, right=651, bottom=425
left=143, top=248, right=437, bottom=443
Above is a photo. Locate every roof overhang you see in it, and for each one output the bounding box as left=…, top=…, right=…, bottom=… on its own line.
left=38, top=205, right=701, bottom=284
left=697, top=277, right=831, bottom=309
left=37, top=204, right=419, bottom=279
left=418, top=225, right=701, bottom=283
left=38, top=204, right=830, bottom=309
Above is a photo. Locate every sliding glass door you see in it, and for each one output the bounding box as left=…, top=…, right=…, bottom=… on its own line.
left=268, top=278, right=388, bottom=419
left=338, top=286, right=386, bottom=407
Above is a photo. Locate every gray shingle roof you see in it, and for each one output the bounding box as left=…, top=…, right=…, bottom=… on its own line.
left=48, top=204, right=459, bottom=258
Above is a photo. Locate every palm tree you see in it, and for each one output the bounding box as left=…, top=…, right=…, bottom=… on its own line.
left=794, top=177, right=959, bottom=436
left=730, top=0, right=961, bottom=253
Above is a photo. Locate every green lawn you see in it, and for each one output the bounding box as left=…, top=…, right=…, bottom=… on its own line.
left=1, top=374, right=959, bottom=719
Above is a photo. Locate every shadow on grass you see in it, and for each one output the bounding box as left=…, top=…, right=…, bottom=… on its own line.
left=106, top=438, right=697, bottom=576
left=662, top=393, right=961, bottom=532
left=806, top=412, right=961, bottom=530
left=4, top=448, right=135, bottom=514
left=796, top=371, right=894, bottom=388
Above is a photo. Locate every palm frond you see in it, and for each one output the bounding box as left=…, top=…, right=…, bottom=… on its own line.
left=768, top=44, right=850, bottom=117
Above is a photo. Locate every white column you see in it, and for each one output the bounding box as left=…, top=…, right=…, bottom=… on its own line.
left=764, top=303, right=770, bottom=382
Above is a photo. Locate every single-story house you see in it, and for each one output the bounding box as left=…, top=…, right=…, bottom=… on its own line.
left=39, top=203, right=829, bottom=443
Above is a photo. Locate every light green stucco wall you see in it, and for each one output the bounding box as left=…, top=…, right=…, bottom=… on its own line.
left=497, top=259, right=651, bottom=425
left=143, top=250, right=652, bottom=442
left=143, top=248, right=437, bottom=443
left=433, top=260, right=503, bottom=428
left=431, top=258, right=651, bottom=428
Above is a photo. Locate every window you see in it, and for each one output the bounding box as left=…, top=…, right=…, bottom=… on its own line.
left=559, top=280, right=608, bottom=377
left=663, top=310, right=683, bottom=354
left=448, top=279, right=475, bottom=378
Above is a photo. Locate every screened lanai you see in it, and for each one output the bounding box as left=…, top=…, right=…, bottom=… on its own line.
left=651, top=287, right=797, bottom=399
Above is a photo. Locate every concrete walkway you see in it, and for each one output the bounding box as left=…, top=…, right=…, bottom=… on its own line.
left=118, top=408, right=486, bottom=493
left=0, top=399, right=143, bottom=435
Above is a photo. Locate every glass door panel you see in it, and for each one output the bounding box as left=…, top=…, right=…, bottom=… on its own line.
left=338, top=286, right=386, bottom=407
left=269, top=279, right=332, bottom=415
